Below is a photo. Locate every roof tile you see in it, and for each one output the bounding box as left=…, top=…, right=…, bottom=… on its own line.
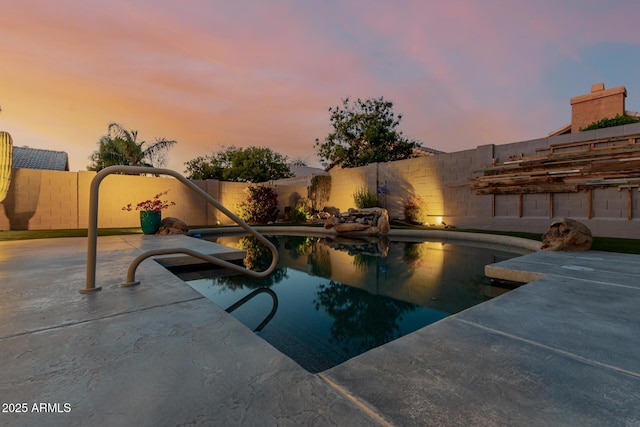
left=12, top=146, right=69, bottom=171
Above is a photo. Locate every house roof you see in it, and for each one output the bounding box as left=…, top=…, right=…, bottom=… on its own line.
left=548, top=110, right=640, bottom=137
left=12, top=146, right=69, bottom=171
left=414, top=144, right=445, bottom=156
left=548, top=123, right=572, bottom=137
left=289, top=164, right=329, bottom=177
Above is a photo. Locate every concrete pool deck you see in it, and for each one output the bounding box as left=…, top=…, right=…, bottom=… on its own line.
left=0, top=233, right=638, bottom=426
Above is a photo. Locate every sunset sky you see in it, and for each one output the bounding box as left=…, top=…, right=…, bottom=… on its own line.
left=2, top=0, right=640, bottom=172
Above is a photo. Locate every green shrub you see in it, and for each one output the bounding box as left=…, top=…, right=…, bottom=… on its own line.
left=580, top=114, right=640, bottom=131
left=403, top=196, right=428, bottom=224
left=309, top=175, right=331, bottom=211
left=296, top=197, right=313, bottom=216
left=353, top=186, right=378, bottom=208
left=288, top=207, right=310, bottom=224
left=235, top=186, right=279, bottom=224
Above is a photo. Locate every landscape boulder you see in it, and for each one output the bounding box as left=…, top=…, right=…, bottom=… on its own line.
left=541, top=217, right=592, bottom=251
left=324, top=207, right=390, bottom=235
left=325, top=235, right=390, bottom=257
left=156, top=217, right=189, bottom=235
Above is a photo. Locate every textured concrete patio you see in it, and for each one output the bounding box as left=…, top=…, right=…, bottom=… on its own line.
left=0, top=233, right=638, bottom=426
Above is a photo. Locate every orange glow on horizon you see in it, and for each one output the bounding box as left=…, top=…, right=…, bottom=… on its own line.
left=2, top=2, right=639, bottom=172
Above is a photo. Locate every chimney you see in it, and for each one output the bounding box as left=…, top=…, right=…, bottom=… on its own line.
left=570, top=83, right=626, bottom=132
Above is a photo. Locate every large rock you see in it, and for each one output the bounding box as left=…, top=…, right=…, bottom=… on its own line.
left=541, top=217, right=592, bottom=251
left=324, top=208, right=390, bottom=235
left=156, top=217, right=189, bottom=235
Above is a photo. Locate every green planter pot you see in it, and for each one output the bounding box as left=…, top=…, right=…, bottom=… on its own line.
left=140, top=210, right=162, bottom=235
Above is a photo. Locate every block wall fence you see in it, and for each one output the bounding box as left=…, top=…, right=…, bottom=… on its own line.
left=2, top=122, right=640, bottom=238
left=0, top=170, right=308, bottom=232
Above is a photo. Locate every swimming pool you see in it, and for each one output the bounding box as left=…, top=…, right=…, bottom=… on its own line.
left=177, top=234, right=525, bottom=373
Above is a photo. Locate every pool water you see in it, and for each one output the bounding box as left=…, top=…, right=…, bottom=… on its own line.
left=179, top=235, right=524, bottom=373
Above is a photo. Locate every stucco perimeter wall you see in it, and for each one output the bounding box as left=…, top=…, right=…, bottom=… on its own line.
left=328, top=124, right=640, bottom=238
left=0, top=169, right=79, bottom=230
left=325, top=163, right=377, bottom=212
left=213, top=182, right=308, bottom=226
left=3, top=123, right=640, bottom=237
left=75, top=172, right=211, bottom=229
left=0, top=171, right=311, bottom=230
left=274, top=184, right=309, bottom=217
left=375, top=149, right=482, bottom=222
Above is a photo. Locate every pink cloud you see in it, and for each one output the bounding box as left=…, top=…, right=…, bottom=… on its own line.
left=1, top=0, right=639, bottom=172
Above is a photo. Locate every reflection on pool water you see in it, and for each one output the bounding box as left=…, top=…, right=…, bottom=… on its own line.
left=179, top=235, right=525, bottom=373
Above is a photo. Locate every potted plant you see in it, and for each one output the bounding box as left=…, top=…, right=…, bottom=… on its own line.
left=122, top=191, right=175, bottom=234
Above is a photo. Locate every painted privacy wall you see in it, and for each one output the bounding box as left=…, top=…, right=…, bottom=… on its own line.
left=0, top=170, right=307, bottom=231
left=325, top=124, right=640, bottom=239
left=1, top=122, right=639, bottom=238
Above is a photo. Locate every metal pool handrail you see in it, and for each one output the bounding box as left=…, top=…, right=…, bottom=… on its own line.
left=225, top=288, right=278, bottom=332
left=80, top=165, right=278, bottom=294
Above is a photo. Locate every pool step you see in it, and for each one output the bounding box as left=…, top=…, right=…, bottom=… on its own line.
left=147, top=238, right=247, bottom=281
left=482, top=279, right=523, bottom=298
left=167, top=260, right=246, bottom=281
left=151, top=238, right=246, bottom=269
left=154, top=249, right=246, bottom=269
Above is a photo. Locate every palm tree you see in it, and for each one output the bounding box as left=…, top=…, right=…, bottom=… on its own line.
left=87, top=123, right=177, bottom=171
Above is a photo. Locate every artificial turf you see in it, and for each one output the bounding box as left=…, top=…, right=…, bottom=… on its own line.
left=1, top=224, right=639, bottom=254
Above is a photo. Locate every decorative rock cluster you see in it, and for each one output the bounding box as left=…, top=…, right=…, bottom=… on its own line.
left=156, top=217, right=189, bottom=235
left=310, top=211, right=333, bottom=221
left=325, top=235, right=390, bottom=257
left=324, top=207, right=390, bottom=235
left=541, top=217, right=593, bottom=251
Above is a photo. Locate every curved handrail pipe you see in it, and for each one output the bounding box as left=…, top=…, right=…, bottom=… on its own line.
left=225, top=288, right=279, bottom=333
left=81, top=165, right=278, bottom=293
left=121, top=247, right=276, bottom=287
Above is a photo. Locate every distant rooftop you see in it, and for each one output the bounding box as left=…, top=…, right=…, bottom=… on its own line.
left=549, top=82, right=639, bottom=136
left=289, top=164, right=329, bottom=177
left=414, top=144, right=445, bottom=156
left=268, top=163, right=329, bottom=186
left=12, top=146, right=69, bottom=171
